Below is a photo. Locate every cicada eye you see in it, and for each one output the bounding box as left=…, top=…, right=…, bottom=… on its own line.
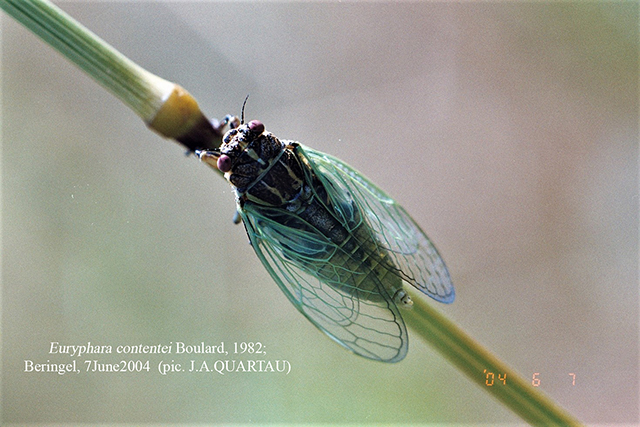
left=248, top=120, right=265, bottom=135
left=217, top=154, right=232, bottom=172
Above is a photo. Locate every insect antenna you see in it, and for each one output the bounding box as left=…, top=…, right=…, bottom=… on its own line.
left=240, top=94, right=250, bottom=124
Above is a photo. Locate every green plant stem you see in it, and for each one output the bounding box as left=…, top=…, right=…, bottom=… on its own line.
left=403, top=286, right=582, bottom=426
left=0, top=0, right=170, bottom=121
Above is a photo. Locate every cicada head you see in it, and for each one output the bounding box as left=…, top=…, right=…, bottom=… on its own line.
left=216, top=120, right=285, bottom=192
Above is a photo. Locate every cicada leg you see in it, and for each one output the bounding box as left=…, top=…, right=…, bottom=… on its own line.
left=232, top=209, right=242, bottom=224
left=196, top=150, right=220, bottom=170
left=393, top=289, right=413, bottom=308
left=221, top=114, right=240, bottom=130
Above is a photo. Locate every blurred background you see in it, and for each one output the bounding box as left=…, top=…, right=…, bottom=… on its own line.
left=2, top=2, right=637, bottom=425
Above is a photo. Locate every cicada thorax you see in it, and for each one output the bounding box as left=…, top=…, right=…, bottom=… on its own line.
left=221, top=120, right=406, bottom=305
left=220, top=120, right=305, bottom=207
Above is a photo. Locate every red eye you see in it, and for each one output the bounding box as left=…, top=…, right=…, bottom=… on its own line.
left=217, top=154, right=232, bottom=172
left=248, top=120, right=265, bottom=134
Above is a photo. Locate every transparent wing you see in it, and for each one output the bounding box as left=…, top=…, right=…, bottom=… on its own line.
left=298, top=145, right=455, bottom=304
left=239, top=203, right=408, bottom=363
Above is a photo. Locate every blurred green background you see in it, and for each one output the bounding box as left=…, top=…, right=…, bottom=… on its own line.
left=2, top=2, right=638, bottom=425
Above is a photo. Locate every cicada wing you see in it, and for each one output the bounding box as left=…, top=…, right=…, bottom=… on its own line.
left=239, top=205, right=409, bottom=363
left=298, top=145, right=455, bottom=304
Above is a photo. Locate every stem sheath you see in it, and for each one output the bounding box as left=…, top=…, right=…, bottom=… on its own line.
left=0, top=0, right=223, bottom=150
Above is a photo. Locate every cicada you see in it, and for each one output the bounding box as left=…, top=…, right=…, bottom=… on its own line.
left=197, top=117, right=454, bottom=363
